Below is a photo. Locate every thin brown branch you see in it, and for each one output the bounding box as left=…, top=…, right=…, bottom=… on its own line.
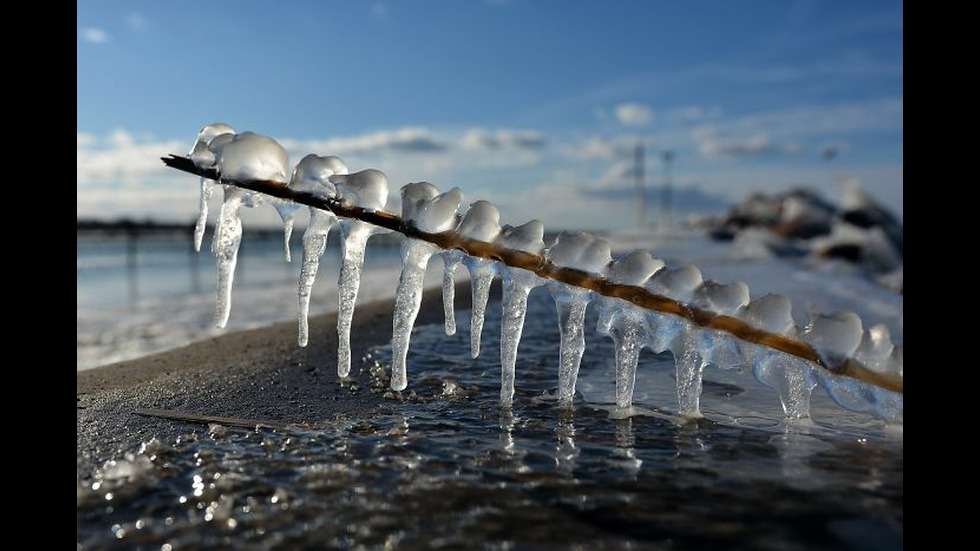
left=162, top=155, right=903, bottom=395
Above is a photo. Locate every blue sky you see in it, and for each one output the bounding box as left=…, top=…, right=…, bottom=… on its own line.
left=77, top=0, right=903, bottom=229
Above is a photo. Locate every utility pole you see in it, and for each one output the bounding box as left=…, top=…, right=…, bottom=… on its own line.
left=661, top=150, right=675, bottom=229
left=634, top=141, right=645, bottom=228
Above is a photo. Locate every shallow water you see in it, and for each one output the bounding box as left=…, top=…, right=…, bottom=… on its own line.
left=77, top=290, right=903, bottom=550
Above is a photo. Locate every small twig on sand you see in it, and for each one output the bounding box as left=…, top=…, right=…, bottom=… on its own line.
left=134, top=408, right=309, bottom=430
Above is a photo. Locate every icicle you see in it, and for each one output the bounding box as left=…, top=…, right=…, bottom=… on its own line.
left=297, top=210, right=336, bottom=345
left=545, top=232, right=612, bottom=406
left=596, top=251, right=664, bottom=409
left=391, top=184, right=463, bottom=391
left=456, top=201, right=502, bottom=358
left=210, top=132, right=289, bottom=328
left=286, top=154, right=349, bottom=346
left=189, top=123, right=235, bottom=252
left=194, top=177, right=214, bottom=252
left=644, top=265, right=704, bottom=416
left=275, top=204, right=299, bottom=262
left=440, top=251, right=461, bottom=336
left=330, top=169, right=389, bottom=377
left=212, top=187, right=245, bottom=328
left=496, top=220, right=545, bottom=405
left=740, top=295, right=818, bottom=419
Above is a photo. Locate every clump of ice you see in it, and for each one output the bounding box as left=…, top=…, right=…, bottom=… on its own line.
left=216, top=132, right=289, bottom=183
left=740, top=294, right=795, bottom=334
left=694, top=281, right=750, bottom=315
left=814, top=317, right=902, bottom=423
left=331, top=169, right=389, bottom=210
left=606, top=251, right=665, bottom=286
left=391, top=185, right=464, bottom=391
left=330, top=169, right=390, bottom=377
left=546, top=231, right=613, bottom=274
left=804, top=311, right=863, bottom=366
left=646, top=265, right=703, bottom=303
left=278, top=154, right=349, bottom=262
left=497, top=220, right=546, bottom=254
left=545, top=232, right=612, bottom=405
left=189, top=122, right=236, bottom=169
left=496, top=220, right=546, bottom=405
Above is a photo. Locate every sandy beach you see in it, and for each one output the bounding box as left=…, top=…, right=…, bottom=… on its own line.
left=77, top=283, right=467, bottom=476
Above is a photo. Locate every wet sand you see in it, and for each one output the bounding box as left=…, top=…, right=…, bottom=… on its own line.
left=77, top=284, right=469, bottom=476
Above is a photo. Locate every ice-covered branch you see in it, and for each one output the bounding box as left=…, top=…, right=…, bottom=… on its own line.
left=161, top=154, right=902, bottom=397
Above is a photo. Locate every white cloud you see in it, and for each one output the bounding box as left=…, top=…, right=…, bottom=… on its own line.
left=674, top=105, right=723, bottom=121
left=563, top=136, right=644, bottom=160
left=127, top=13, right=146, bottom=30
left=614, top=102, right=654, bottom=127
left=280, top=127, right=447, bottom=156
left=79, top=27, right=109, bottom=44
left=693, top=127, right=782, bottom=160
left=77, top=132, right=96, bottom=147
left=460, top=128, right=546, bottom=150
left=77, top=136, right=185, bottom=186
left=107, top=128, right=135, bottom=149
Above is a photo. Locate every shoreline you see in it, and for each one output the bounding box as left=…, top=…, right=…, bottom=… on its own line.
left=77, top=283, right=470, bottom=476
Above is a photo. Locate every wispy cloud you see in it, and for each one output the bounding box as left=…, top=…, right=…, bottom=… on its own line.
left=614, top=102, right=654, bottom=127
left=460, top=128, right=546, bottom=150
left=563, top=136, right=644, bottom=161
left=79, top=27, right=109, bottom=44
left=693, top=128, right=786, bottom=160
left=77, top=132, right=96, bottom=147
left=281, top=128, right=447, bottom=156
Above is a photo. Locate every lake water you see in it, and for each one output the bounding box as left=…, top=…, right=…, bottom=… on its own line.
left=77, top=231, right=902, bottom=549
left=77, top=232, right=412, bottom=369
left=76, top=287, right=903, bottom=550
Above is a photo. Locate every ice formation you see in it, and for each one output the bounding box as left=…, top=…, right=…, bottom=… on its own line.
left=545, top=232, right=613, bottom=405
left=330, top=169, right=389, bottom=377
left=456, top=201, right=502, bottom=358
left=596, top=251, right=665, bottom=409
left=290, top=154, right=348, bottom=346
left=211, top=132, right=289, bottom=328
left=170, top=124, right=904, bottom=426
left=497, top=221, right=546, bottom=405
left=277, top=155, right=347, bottom=262
left=189, top=123, right=236, bottom=252
left=391, top=183, right=463, bottom=391
left=739, top=295, right=814, bottom=418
